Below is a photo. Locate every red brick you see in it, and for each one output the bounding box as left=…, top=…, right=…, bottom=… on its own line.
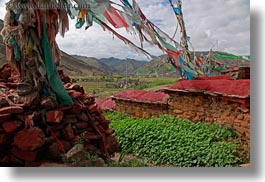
left=205, top=118, right=214, bottom=123
left=62, top=124, right=75, bottom=141
left=64, top=114, right=77, bottom=119
left=76, top=112, right=88, bottom=122
left=47, top=142, right=61, bottom=159
left=244, top=114, right=251, bottom=122
left=233, top=125, right=246, bottom=135
left=101, top=120, right=111, bottom=129
left=62, top=117, right=78, bottom=124
left=237, top=107, right=249, bottom=113
left=82, top=132, right=101, bottom=140
left=237, top=114, right=244, bottom=120
left=71, top=102, right=83, bottom=114
left=88, top=103, right=99, bottom=113
left=67, top=90, right=82, bottom=99
left=14, top=127, right=45, bottom=151
left=46, top=110, right=64, bottom=124
left=245, top=131, right=250, bottom=140
left=74, top=122, right=89, bottom=130
left=173, top=109, right=183, bottom=114
left=48, top=122, right=65, bottom=131
left=2, top=120, right=22, bottom=134
left=11, top=147, right=38, bottom=161
left=240, top=121, right=250, bottom=129
left=105, top=129, right=115, bottom=136
left=194, top=115, right=202, bottom=122
left=0, top=106, right=23, bottom=114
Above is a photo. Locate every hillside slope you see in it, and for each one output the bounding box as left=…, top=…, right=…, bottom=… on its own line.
left=73, top=55, right=116, bottom=74
left=99, top=57, right=148, bottom=74
left=59, top=52, right=105, bottom=76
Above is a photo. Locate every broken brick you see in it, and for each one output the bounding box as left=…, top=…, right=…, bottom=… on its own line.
left=11, top=147, right=38, bottom=161
left=88, top=103, right=99, bottom=113
left=62, top=124, right=75, bottom=141
left=67, top=90, right=82, bottom=99
left=14, top=127, right=45, bottom=151
left=2, top=120, right=22, bottom=134
left=62, top=117, right=78, bottom=124
left=47, top=142, right=61, bottom=159
left=74, top=122, right=89, bottom=130
left=82, top=132, right=101, bottom=140
left=46, top=110, right=64, bottom=124
left=76, top=112, right=88, bottom=122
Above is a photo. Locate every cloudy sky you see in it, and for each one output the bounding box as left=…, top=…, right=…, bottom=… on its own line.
left=0, top=0, right=250, bottom=60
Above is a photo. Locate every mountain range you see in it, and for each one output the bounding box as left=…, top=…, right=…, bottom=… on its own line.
left=73, top=55, right=148, bottom=75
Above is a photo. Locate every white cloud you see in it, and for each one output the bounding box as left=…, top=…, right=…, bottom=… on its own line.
left=0, top=0, right=6, bottom=19
left=0, top=0, right=250, bottom=60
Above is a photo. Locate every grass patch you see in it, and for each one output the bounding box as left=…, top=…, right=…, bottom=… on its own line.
left=106, top=112, right=244, bottom=167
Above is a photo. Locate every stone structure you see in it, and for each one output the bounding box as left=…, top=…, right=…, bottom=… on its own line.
left=112, top=78, right=250, bottom=144
left=112, top=90, right=169, bottom=118
left=0, top=65, right=120, bottom=167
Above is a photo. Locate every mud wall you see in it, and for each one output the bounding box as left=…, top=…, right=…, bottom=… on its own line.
left=113, top=91, right=250, bottom=143
left=114, top=99, right=168, bottom=118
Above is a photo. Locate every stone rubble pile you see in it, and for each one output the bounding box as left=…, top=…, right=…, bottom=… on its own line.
left=0, top=64, right=120, bottom=167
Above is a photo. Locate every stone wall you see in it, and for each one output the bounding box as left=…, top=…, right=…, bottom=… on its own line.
left=112, top=89, right=250, bottom=144
left=114, top=99, right=168, bottom=119
left=166, top=91, right=250, bottom=143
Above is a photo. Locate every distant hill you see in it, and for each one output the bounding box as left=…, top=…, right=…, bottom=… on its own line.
left=59, top=52, right=105, bottom=76
left=73, top=56, right=148, bottom=75
left=72, top=55, right=116, bottom=74
left=99, top=57, right=148, bottom=74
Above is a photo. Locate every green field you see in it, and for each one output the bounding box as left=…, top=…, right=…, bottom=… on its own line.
left=77, top=81, right=125, bottom=98
left=75, top=75, right=178, bottom=98
left=107, top=112, right=247, bottom=167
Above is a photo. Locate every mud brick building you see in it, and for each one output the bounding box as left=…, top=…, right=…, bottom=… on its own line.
left=112, top=77, right=250, bottom=144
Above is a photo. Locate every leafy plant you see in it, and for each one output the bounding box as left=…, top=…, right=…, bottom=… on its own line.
left=106, top=112, right=243, bottom=167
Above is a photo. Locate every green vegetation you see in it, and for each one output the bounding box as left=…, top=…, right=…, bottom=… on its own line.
left=75, top=76, right=178, bottom=98
left=106, top=112, right=243, bottom=167
left=77, top=81, right=124, bottom=98
left=134, top=63, right=176, bottom=74
left=215, top=53, right=251, bottom=60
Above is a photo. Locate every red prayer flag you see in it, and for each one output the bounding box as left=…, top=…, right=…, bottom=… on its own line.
left=104, top=7, right=129, bottom=28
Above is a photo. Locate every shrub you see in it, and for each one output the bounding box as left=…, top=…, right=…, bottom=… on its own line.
left=106, top=113, right=242, bottom=167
